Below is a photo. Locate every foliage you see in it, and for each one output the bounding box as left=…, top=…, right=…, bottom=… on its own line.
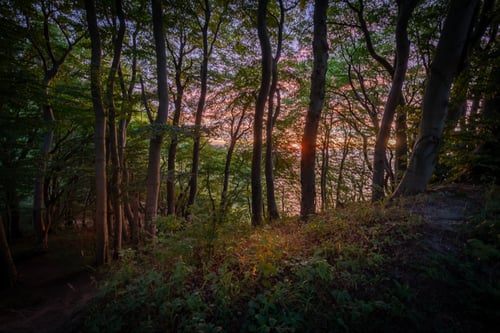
left=83, top=201, right=432, bottom=332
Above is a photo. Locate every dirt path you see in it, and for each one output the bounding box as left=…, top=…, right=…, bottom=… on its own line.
left=407, top=185, right=482, bottom=255
left=0, top=232, right=97, bottom=333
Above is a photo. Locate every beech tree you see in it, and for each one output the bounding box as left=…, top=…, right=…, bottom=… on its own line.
left=300, top=0, right=329, bottom=220
left=0, top=217, right=17, bottom=287
left=265, top=0, right=289, bottom=221
left=371, top=0, right=416, bottom=201
left=105, top=0, right=126, bottom=259
left=145, top=0, right=169, bottom=236
left=252, top=0, right=273, bottom=226
left=23, top=1, right=85, bottom=248
left=394, top=0, right=481, bottom=196
left=85, top=0, right=109, bottom=265
left=186, top=0, right=226, bottom=212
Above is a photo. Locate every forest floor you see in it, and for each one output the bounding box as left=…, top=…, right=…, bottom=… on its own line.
left=0, top=184, right=498, bottom=332
left=0, top=228, right=97, bottom=333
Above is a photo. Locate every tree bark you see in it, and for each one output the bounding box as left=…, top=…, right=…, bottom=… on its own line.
left=394, top=0, right=480, bottom=196
left=187, top=0, right=212, bottom=212
left=166, top=28, right=190, bottom=216
left=106, top=0, right=126, bottom=259
left=145, top=0, right=169, bottom=236
left=0, top=217, right=17, bottom=288
left=371, top=0, right=416, bottom=201
left=265, top=0, right=285, bottom=222
left=85, top=0, right=109, bottom=265
left=300, top=0, right=329, bottom=220
left=252, top=0, right=273, bottom=227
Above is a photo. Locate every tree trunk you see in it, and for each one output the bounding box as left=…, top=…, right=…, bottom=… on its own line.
left=371, top=0, right=415, bottom=202
left=252, top=0, right=273, bottom=227
left=187, top=0, right=211, bottom=212
left=265, top=0, right=285, bottom=222
left=395, top=106, right=408, bottom=182
left=166, top=32, right=188, bottom=216
left=106, top=0, right=126, bottom=259
left=394, top=0, right=479, bottom=196
left=33, top=100, right=54, bottom=250
left=336, top=129, right=352, bottom=208
left=0, top=217, right=17, bottom=288
left=145, top=0, right=169, bottom=236
left=6, top=179, right=22, bottom=238
left=85, top=0, right=109, bottom=265
left=131, top=192, right=140, bottom=246
left=300, top=0, right=329, bottom=220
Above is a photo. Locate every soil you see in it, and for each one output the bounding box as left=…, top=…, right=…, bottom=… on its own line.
left=405, top=184, right=483, bottom=255
left=0, top=185, right=488, bottom=333
left=0, top=229, right=98, bottom=333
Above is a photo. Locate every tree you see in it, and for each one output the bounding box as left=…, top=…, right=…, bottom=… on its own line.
left=165, top=3, right=195, bottom=216
left=24, top=1, right=85, bottom=248
left=85, top=0, right=109, bottom=265
left=300, top=0, right=329, bottom=220
left=265, top=0, right=288, bottom=221
left=186, top=0, right=225, bottom=212
left=105, top=0, right=126, bottom=259
left=394, top=0, right=481, bottom=196
left=0, top=217, right=17, bottom=288
left=252, top=0, right=273, bottom=226
left=145, top=0, right=169, bottom=236
left=371, top=0, right=416, bottom=201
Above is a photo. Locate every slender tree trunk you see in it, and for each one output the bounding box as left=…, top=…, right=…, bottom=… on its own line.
left=300, top=0, right=329, bottom=220
left=336, top=130, right=351, bottom=208
left=220, top=104, right=249, bottom=221
left=6, top=179, right=22, bottom=238
left=33, top=94, right=54, bottom=249
left=371, top=0, right=415, bottom=202
left=187, top=0, right=211, bottom=212
left=252, top=0, right=273, bottom=227
left=131, top=192, right=140, bottom=246
left=320, top=138, right=329, bottom=211
left=106, top=0, right=126, bottom=259
left=265, top=0, right=285, bottom=222
left=166, top=41, right=187, bottom=215
left=320, top=112, right=333, bottom=211
left=395, top=106, right=408, bottom=182
left=85, top=0, right=109, bottom=265
left=0, top=217, right=17, bottom=288
left=145, top=0, right=169, bottom=236
left=394, top=0, right=479, bottom=196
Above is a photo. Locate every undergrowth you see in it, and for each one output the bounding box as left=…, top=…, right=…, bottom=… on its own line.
left=83, top=188, right=500, bottom=333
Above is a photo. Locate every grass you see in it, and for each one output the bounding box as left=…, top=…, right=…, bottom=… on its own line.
left=82, top=189, right=500, bottom=333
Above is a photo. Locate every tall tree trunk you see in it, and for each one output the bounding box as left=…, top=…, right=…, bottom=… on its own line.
left=265, top=0, right=285, bottom=222
left=187, top=0, right=211, bottom=212
left=85, top=0, right=109, bottom=265
left=394, top=0, right=480, bottom=196
left=131, top=192, right=140, bottom=246
left=371, top=0, right=415, bottom=202
left=166, top=83, right=182, bottom=216
left=145, top=0, right=169, bottom=236
left=166, top=29, right=189, bottom=216
left=336, top=129, right=352, bottom=208
left=29, top=3, right=84, bottom=249
left=106, top=0, right=126, bottom=259
left=0, top=217, right=17, bottom=288
left=6, top=178, right=22, bottom=238
left=33, top=92, right=54, bottom=249
left=220, top=107, right=249, bottom=221
left=252, top=0, right=273, bottom=227
left=395, top=106, right=408, bottom=182
left=300, top=0, right=329, bottom=220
